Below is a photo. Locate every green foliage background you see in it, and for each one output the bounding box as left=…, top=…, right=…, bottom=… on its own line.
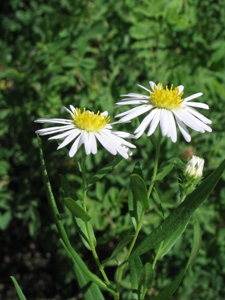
left=1, top=0, right=225, bottom=299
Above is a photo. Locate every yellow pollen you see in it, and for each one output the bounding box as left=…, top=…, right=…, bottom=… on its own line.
left=72, top=108, right=110, bottom=132
left=150, top=83, right=183, bottom=110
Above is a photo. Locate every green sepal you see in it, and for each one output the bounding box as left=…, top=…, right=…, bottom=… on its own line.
left=155, top=219, right=201, bottom=300
left=129, top=159, right=225, bottom=259
left=64, top=197, right=91, bottom=222
left=10, top=276, right=27, bottom=300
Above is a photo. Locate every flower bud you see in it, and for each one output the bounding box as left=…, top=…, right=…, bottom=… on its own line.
left=180, top=156, right=205, bottom=201
left=185, top=155, right=204, bottom=179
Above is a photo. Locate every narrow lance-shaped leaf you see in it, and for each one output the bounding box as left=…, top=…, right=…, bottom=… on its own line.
left=60, top=238, right=105, bottom=300
left=156, top=217, right=190, bottom=260
left=130, top=174, right=149, bottom=210
left=155, top=157, right=185, bottom=181
left=10, top=276, right=27, bottom=300
left=129, top=257, right=143, bottom=300
left=155, top=219, right=202, bottom=300
left=64, top=197, right=91, bottom=222
left=138, top=262, right=154, bottom=291
left=88, top=156, right=122, bottom=187
left=103, top=235, right=134, bottom=266
left=74, top=216, right=97, bottom=250
left=129, top=159, right=225, bottom=259
left=128, top=162, right=146, bottom=230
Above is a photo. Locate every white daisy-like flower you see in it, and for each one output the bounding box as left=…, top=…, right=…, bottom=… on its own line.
left=115, top=81, right=212, bottom=142
left=35, top=106, right=136, bottom=159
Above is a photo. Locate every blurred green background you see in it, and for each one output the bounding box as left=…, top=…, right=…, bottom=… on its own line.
left=1, top=0, right=225, bottom=299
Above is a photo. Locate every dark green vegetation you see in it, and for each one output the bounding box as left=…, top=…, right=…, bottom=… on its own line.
left=1, top=0, right=225, bottom=299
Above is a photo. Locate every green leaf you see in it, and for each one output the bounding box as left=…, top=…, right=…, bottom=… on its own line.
left=38, top=137, right=116, bottom=296
left=60, top=240, right=105, bottom=300
left=129, top=257, right=143, bottom=300
left=88, top=156, right=122, bottom=187
left=156, top=217, right=190, bottom=260
left=74, top=216, right=97, bottom=250
left=139, top=262, right=154, bottom=290
left=0, top=211, right=12, bottom=230
left=60, top=56, right=78, bottom=67
left=128, top=162, right=145, bottom=230
left=130, top=159, right=225, bottom=259
left=103, top=235, right=134, bottom=266
left=156, top=158, right=186, bottom=181
left=64, top=197, right=91, bottom=222
left=130, top=174, right=149, bottom=210
left=155, top=220, right=202, bottom=300
left=59, top=175, right=78, bottom=199
left=10, top=276, right=27, bottom=300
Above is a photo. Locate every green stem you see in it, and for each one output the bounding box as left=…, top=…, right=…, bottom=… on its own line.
left=147, top=132, right=162, bottom=198
left=81, top=154, right=111, bottom=286
left=115, top=133, right=162, bottom=299
left=115, top=209, right=145, bottom=299
left=38, top=137, right=117, bottom=296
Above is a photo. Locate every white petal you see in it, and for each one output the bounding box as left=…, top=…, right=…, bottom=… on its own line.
left=57, top=130, right=81, bottom=149
left=137, top=84, right=150, bottom=93
left=147, top=109, right=161, bottom=136
left=134, top=109, right=157, bottom=135
left=35, top=125, right=75, bottom=135
left=177, top=85, right=184, bottom=93
left=95, top=132, right=117, bottom=155
left=160, top=110, right=169, bottom=137
left=184, top=101, right=209, bottom=110
left=149, top=81, right=156, bottom=91
left=115, top=105, right=152, bottom=122
left=186, top=107, right=212, bottom=124
left=89, top=133, right=97, bottom=154
left=69, top=135, right=83, bottom=157
left=184, top=92, right=203, bottom=102
left=35, top=118, right=73, bottom=124
left=160, top=110, right=177, bottom=142
left=175, top=117, right=191, bottom=142
left=120, top=93, right=150, bottom=99
left=69, top=105, right=76, bottom=113
left=48, top=129, right=79, bottom=140
left=115, top=100, right=149, bottom=106
left=173, top=109, right=205, bottom=132
left=105, top=129, right=135, bottom=148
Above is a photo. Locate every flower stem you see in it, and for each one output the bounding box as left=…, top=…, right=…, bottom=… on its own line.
left=148, top=132, right=162, bottom=198
left=81, top=154, right=111, bottom=287
left=115, top=209, right=145, bottom=299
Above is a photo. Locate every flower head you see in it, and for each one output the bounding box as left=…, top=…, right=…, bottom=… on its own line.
left=185, top=155, right=204, bottom=179
left=180, top=155, right=205, bottom=198
left=35, top=105, right=136, bottom=159
left=115, top=81, right=212, bottom=142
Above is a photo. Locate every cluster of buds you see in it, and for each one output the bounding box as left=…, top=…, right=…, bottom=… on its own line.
left=180, top=155, right=204, bottom=200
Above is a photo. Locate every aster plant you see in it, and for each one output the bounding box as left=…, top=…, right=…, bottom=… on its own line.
left=11, top=81, right=225, bottom=300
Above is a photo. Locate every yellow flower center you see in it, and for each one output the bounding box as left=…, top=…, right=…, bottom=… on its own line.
left=73, top=108, right=110, bottom=132
left=150, top=83, right=183, bottom=110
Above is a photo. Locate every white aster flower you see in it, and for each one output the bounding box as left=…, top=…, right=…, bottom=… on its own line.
left=115, top=81, right=212, bottom=142
left=35, top=106, right=136, bottom=159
